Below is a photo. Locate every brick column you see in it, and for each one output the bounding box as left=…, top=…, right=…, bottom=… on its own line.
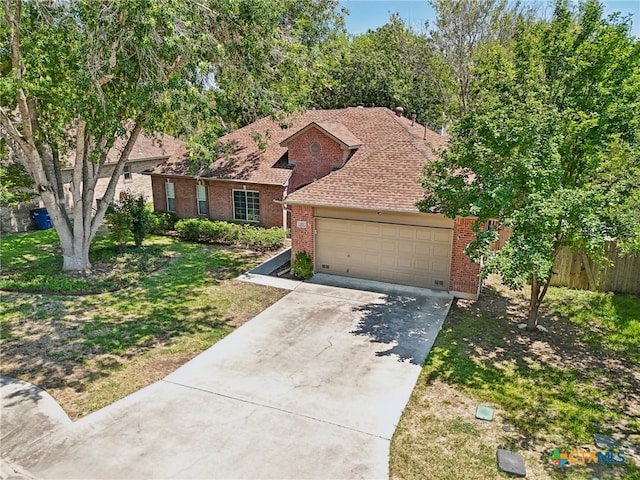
left=449, top=217, right=481, bottom=299
left=290, top=205, right=315, bottom=265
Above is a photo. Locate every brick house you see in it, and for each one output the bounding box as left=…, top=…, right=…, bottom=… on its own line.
left=146, top=107, right=481, bottom=299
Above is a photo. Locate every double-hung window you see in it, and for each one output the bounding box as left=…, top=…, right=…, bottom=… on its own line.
left=165, top=181, right=175, bottom=213
left=196, top=184, right=207, bottom=216
left=233, top=190, right=260, bottom=222
left=123, top=165, right=132, bottom=182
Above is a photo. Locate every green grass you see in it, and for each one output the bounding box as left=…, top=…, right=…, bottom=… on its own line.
left=0, top=230, right=286, bottom=418
left=391, top=280, right=640, bottom=480
left=546, top=288, right=640, bottom=363
left=0, top=229, right=172, bottom=293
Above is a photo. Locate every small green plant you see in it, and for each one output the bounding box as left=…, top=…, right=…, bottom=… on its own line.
left=291, top=251, right=313, bottom=279
left=104, top=208, right=132, bottom=250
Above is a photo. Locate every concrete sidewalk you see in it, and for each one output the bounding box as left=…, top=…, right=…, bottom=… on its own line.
left=2, top=281, right=451, bottom=479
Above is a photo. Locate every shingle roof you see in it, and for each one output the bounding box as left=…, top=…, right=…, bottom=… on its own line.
left=147, top=112, right=334, bottom=185
left=284, top=108, right=447, bottom=212
left=280, top=121, right=362, bottom=149
left=60, top=130, right=185, bottom=169
left=107, top=131, right=184, bottom=163
left=147, top=107, right=447, bottom=210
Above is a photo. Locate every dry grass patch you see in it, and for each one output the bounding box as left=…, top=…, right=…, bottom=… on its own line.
left=1, top=235, right=287, bottom=419
left=391, top=275, right=640, bottom=480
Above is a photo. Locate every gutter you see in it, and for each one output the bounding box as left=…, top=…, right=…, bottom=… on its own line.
left=144, top=171, right=289, bottom=187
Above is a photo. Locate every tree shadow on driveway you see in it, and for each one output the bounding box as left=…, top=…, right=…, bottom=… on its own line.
left=349, top=293, right=452, bottom=366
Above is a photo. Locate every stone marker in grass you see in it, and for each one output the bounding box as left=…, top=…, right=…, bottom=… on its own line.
left=594, top=433, right=620, bottom=450
left=475, top=404, right=494, bottom=421
left=497, top=449, right=526, bottom=477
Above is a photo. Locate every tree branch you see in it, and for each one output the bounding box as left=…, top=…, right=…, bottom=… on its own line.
left=90, top=121, right=144, bottom=238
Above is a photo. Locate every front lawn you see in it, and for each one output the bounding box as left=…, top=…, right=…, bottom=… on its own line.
left=391, top=276, right=640, bottom=480
left=0, top=229, right=173, bottom=294
left=0, top=230, right=287, bottom=419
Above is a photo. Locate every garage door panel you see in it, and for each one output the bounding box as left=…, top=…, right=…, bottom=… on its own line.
left=433, top=230, right=452, bottom=243
left=398, top=228, right=416, bottom=240
left=379, top=225, right=398, bottom=237
left=379, top=255, right=398, bottom=267
left=363, top=238, right=380, bottom=250
left=415, top=229, right=435, bottom=241
left=363, top=224, right=381, bottom=235
left=315, top=218, right=452, bottom=290
left=433, top=245, right=450, bottom=257
left=414, top=243, right=433, bottom=255
left=431, top=261, right=450, bottom=275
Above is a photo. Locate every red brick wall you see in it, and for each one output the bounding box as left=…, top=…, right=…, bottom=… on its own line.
left=152, top=176, right=196, bottom=216
left=291, top=205, right=314, bottom=264
left=151, top=176, right=285, bottom=228
left=151, top=176, right=166, bottom=211
left=207, top=181, right=284, bottom=228
left=450, top=217, right=481, bottom=297
left=288, top=128, right=344, bottom=191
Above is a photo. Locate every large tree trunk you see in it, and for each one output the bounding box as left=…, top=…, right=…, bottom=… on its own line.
left=61, top=241, right=91, bottom=271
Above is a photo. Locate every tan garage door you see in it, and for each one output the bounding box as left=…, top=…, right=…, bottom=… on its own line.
left=315, top=218, right=452, bottom=290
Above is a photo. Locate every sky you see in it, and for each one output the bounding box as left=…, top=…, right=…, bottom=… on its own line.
left=339, top=1, right=640, bottom=37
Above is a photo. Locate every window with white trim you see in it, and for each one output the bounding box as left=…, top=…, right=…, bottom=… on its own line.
left=123, top=165, right=132, bottom=182
left=196, top=184, right=207, bottom=215
left=233, top=190, right=260, bottom=222
left=165, top=181, right=175, bottom=212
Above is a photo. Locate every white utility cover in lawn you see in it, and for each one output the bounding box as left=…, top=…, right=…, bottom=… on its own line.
left=6, top=280, right=451, bottom=479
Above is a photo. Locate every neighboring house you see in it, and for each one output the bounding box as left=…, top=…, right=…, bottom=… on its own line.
left=1, top=131, right=183, bottom=233
left=146, top=107, right=481, bottom=299
left=60, top=131, right=184, bottom=208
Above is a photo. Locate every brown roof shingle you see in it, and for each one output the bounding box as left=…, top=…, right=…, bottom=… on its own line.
left=147, top=107, right=446, bottom=210
left=280, top=121, right=362, bottom=149
left=284, top=108, right=446, bottom=212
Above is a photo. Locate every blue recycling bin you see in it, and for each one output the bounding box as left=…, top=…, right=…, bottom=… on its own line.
left=31, top=208, right=53, bottom=230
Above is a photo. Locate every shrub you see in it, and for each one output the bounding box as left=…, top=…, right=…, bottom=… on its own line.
left=104, top=192, right=150, bottom=247
left=121, top=193, right=150, bottom=247
left=291, top=251, right=313, bottom=279
left=174, top=218, right=286, bottom=251
left=240, top=225, right=287, bottom=252
left=148, top=210, right=178, bottom=234
left=104, top=209, right=132, bottom=250
left=175, top=218, right=202, bottom=241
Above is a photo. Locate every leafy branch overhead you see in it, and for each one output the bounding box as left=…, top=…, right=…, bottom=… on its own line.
left=419, top=0, right=640, bottom=329
left=0, top=0, right=342, bottom=271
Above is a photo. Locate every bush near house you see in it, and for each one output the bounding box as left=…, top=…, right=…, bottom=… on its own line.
left=147, top=209, right=179, bottom=234
left=175, top=218, right=286, bottom=251
left=291, top=251, right=313, bottom=279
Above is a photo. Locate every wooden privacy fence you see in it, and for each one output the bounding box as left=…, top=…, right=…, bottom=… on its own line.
left=550, top=241, right=640, bottom=295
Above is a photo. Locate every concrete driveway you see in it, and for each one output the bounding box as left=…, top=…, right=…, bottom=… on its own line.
left=2, top=280, right=451, bottom=479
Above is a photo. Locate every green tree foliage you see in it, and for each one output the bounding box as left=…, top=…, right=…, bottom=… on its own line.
left=419, top=0, right=640, bottom=329
left=312, top=15, right=445, bottom=128
left=0, top=160, right=35, bottom=207
left=427, top=0, right=533, bottom=122
left=0, top=0, right=341, bottom=271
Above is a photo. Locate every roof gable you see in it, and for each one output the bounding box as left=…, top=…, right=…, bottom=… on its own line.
left=280, top=121, right=362, bottom=150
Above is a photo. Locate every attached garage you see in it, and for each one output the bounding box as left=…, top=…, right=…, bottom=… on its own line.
left=313, top=209, right=454, bottom=291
